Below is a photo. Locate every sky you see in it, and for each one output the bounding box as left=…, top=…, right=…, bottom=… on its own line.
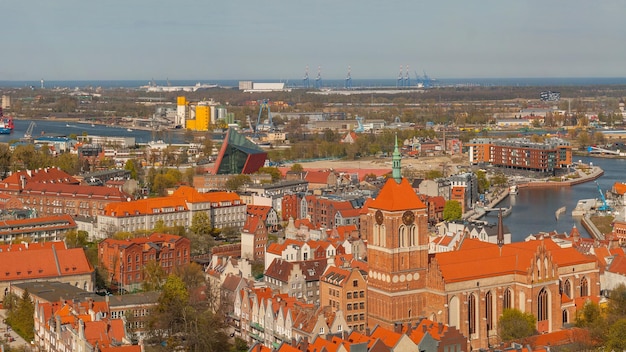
left=3, top=0, right=626, bottom=81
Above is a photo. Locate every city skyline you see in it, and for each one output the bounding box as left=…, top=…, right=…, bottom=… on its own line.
left=4, top=0, right=626, bottom=81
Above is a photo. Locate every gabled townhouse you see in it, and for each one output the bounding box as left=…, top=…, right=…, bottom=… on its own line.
left=98, top=233, right=191, bottom=292
left=264, top=258, right=327, bottom=305
left=320, top=266, right=368, bottom=331
left=34, top=298, right=137, bottom=352
left=291, top=305, right=348, bottom=346
left=334, top=208, right=361, bottom=227
left=247, top=204, right=280, bottom=231
left=265, top=239, right=338, bottom=270
left=241, top=215, right=269, bottom=262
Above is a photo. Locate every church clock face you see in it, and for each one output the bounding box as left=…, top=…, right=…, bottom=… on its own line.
left=375, top=210, right=384, bottom=225
left=402, top=211, right=415, bottom=225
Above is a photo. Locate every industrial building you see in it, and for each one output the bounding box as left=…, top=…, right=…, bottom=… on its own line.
left=176, top=96, right=230, bottom=131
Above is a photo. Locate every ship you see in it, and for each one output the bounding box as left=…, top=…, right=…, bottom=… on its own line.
left=0, top=108, right=14, bottom=134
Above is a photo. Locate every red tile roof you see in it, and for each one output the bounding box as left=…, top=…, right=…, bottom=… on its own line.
left=436, top=238, right=596, bottom=283
left=304, top=170, right=332, bottom=185
left=0, top=168, right=79, bottom=191
left=0, top=242, right=93, bottom=281
left=370, top=325, right=403, bottom=348
left=369, top=178, right=426, bottom=211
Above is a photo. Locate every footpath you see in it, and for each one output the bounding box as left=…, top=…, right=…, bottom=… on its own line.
left=0, top=309, right=31, bottom=351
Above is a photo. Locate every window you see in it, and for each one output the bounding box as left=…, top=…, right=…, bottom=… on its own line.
left=347, top=304, right=352, bottom=311
left=563, top=279, right=572, bottom=298
left=359, top=302, right=365, bottom=309
left=347, top=292, right=352, bottom=299
left=538, top=288, right=548, bottom=321
left=353, top=280, right=358, bottom=287
left=359, top=291, right=364, bottom=298
left=468, top=294, right=476, bottom=335
left=503, top=288, right=512, bottom=310
left=319, top=327, right=324, bottom=334
left=580, top=277, right=589, bottom=297
left=485, top=291, right=493, bottom=331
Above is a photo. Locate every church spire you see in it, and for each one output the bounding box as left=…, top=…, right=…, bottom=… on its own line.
left=497, top=208, right=504, bottom=249
left=392, top=133, right=401, bottom=183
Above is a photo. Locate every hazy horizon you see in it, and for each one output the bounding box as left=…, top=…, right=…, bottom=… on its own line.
left=4, top=1, right=626, bottom=81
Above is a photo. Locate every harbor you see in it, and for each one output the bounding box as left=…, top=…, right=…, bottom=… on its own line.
left=465, top=159, right=618, bottom=242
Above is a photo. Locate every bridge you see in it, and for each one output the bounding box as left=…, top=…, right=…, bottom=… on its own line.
left=484, top=206, right=512, bottom=217
left=587, top=146, right=621, bottom=155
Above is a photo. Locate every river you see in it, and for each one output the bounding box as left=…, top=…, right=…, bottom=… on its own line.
left=0, top=119, right=187, bottom=144
left=483, top=156, right=626, bottom=242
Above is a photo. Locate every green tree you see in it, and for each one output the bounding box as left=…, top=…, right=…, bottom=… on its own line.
left=0, top=143, right=12, bottom=178
left=124, top=159, right=141, bottom=180
left=491, top=172, right=508, bottom=187
left=5, top=290, right=35, bottom=342
left=607, top=284, right=626, bottom=325
left=148, top=274, right=231, bottom=352
left=443, top=200, right=462, bottom=221
left=576, top=300, right=607, bottom=346
left=256, top=166, right=282, bottom=182
left=497, top=308, right=536, bottom=343
left=225, top=174, right=251, bottom=191
left=476, top=170, right=490, bottom=194
left=606, top=319, right=626, bottom=352
left=142, top=260, right=167, bottom=291
left=189, top=212, right=218, bottom=255
left=424, top=169, right=443, bottom=180
left=64, top=229, right=89, bottom=248
left=290, top=163, right=304, bottom=172
left=53, top=152, right=80, bottom=174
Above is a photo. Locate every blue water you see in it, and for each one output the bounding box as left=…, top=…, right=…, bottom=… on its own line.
left=0, top=119, right=186, bottom=144
left=484, top=156, right=626, bottom=241
left=2, top=77, right=626, bottom=89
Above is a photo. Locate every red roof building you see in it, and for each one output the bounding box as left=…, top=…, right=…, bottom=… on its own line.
left=98, top=233, right=191, bottom=292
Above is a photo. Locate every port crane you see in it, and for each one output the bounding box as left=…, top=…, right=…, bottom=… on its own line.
left=595, top=181, right=612, bottom=212
left=23, top=122, right=36, bottom=139
left=255, top=99, right=274, bottom=135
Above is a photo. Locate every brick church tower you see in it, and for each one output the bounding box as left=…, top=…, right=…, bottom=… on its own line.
left=366, top=136, right=430, bottom=329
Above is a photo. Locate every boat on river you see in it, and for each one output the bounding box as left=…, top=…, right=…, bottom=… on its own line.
left=509, top=185, right=519, bottom=195
left=555, top=206, right=566, bottom=220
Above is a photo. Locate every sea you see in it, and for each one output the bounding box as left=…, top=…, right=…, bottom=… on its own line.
left=2, top=77, right=626, bottom=90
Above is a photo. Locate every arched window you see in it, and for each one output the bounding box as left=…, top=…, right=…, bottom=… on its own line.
left=580, top=277, right=589, bottom=297
left=373, top=225, right=379, bottom=246
left=468, top=294, right=477, bottom=335
left=409, top=225, right=417, bottom=246
left=562, top=309, right=568, bottom=324
left=503, top=288, right=512, bottom=310
left=449, top=296, right=460, bottom=328
left=399, top=225, right=407, bottom=248
left=563, top=279, right=572, bottom=298
left=485, top=291, right=494, bottom=331
left=380, top=225, right=386, bottom=247
left=538, top=288, right=548, bottom=321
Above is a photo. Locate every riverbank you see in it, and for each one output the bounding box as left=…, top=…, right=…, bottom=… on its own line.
left=464, top=164, right=604, bottom=222
left=517, top=165, right=604, bottom=189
